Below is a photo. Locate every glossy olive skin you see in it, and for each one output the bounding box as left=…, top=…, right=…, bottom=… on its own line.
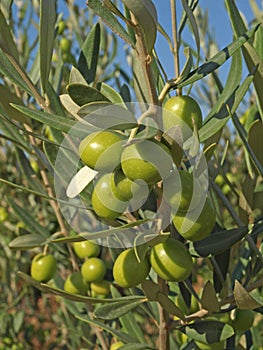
left=30, top=253, right=57, bottom=283
left=149, top=238, right=193, bottom=282
left=121, top=139, right=173, bottom=185
left=79, top=131, right=124, bottom=172
left=73, top=240, right=100, bottom=259
left=90, top=280, right=111, bottom=296
left=164, top=170, right=204, bottom=212
left=113, top=248, right=151, bottom=288
left=81, top=257, right=106, bottom=283
left=92, top=173, right=127, bottom=219
left=172, top=199, right=216, bottom=241
left=163, top=95, right=202, bottom=140
left=64, top=271, right=87, bottom=295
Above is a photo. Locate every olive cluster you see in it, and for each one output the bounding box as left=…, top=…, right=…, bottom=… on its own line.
left=64, top=240, right=111, bottom=297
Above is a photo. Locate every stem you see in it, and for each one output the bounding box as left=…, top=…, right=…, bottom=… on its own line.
left=158, top=277, right=170, bottom=350
left=170, top=0, right=182, bottom=96
left=130, top=13, right=159, bottom=107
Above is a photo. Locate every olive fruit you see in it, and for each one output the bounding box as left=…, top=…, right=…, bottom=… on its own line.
left=121, top=139, right=173, bottom=185
left=73, top=240, right=100, bottom=259
left=64, top=271, right=87, bottom=295
left=172, top=198, right=216, bottom=241
left=30, top=253, right=57, bottom=283
left=149, top=238, right=193, bottom=282
left=163, top=95, right=202, bottom=140
left=90, top=280, right=111, bottom=296
left=92, top=173, right=127, bottom=219
left=231, top=308, right=255, bottom=333
left=81, top=257, right=106, bottom=283
left=79, top=131, right=124, bottom=172
left=113, top=248, right=151, bottom=288
left=164, top=170, right=204, bottom=212
left=60, top=38, right=71, bottom=52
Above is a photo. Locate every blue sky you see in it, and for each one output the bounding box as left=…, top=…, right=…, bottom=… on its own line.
left=153, top=0, right=261, bottom=79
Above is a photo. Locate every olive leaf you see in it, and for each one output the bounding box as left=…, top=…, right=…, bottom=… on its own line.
left=66, top=166, right=98, bottom=198
left=122, top=0, right=158, bottom=52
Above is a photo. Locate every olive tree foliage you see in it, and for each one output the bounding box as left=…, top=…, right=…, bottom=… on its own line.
left=0, top=0, right=263, bottom=349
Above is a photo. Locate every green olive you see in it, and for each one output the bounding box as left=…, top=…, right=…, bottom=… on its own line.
left=121, top=139, right=173, bottom=185
left=81, top=257, right=107, bottom=283
left=73, top=240, right=100, bottom=259
left=64, top=271, right=87, bottom=295
left=79, top=131, right=124, bottom=172
left=113, top=248, right=151, bottom=288
left=163, top=95, right=202, bottom=140
left=30, top=253, right=57, bottom=283
left=172, top=198, right=216, bottom=241
left=92, top=173, right=127, bottom=219
left=149, top=238, right=193, bottom=282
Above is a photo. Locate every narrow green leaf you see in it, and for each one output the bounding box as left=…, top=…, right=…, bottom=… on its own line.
left=11, top=104, right=93, bottom=137
left=181, top=0, right=200, bottom=60
left=177, top=24, right=260, bottom=89
left=74, top=310, right=138, bottom=344
left=78, top=103, right=137, bottom=130
left=52, top=219, right=151, bottom=243
left=204, top=50, right=242, bottom=124
left=8, top=199, right=50, bottom=238
left=181, top=320, right=234, bottom=343
left=94, top=299, right=146, bottom=320
left=99, top=82, right=127, bottom=107
left=0, top=84, right=29, bottom=123
left=201, top=281, right=220, bottom=312
left=87, top=0, right=135, bottom=46
left=0, top=0, right=12, bottom=19
left=69, top=66, right=88, bottom=86
left=0, top=177, right=64, bottom=204
left=157, top=293, right=186, bottom=319
left=18, top=271, right=145, bottom=305
left=9, top=234, right=47, bottom=250
left=15, top=149, right=46, bottom=194
left=0, top=8, right=19, bottom=61
left=77, top=23, right=101, bottom=83
left=67, top=83, right=110, bottom=106
left=118, top=344, right=155, bottom=350
left=199, top=69, right=255, bottom=142
left=225, top=0, right=263, bottom=118
left=254, top=24, right=263, bottom=61
left=0, top=107, right=30, bottom=151
left=193, top=227, right=248, bottom=257
left=111, top=286, right=146, bottom=343
left=122, top=0, right=158, bottom=52
left=0, top=48, right=32, bottom=94
left=39, top=0, right=56, bottom=92
left=234, top=280, right=263, bottom=309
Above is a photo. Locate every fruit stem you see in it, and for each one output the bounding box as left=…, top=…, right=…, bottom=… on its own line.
left=170, top=0, right=182, bottom=96
left=158, top=276, right=170, bottom=350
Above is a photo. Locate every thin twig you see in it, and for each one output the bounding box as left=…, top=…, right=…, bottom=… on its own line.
left=170, top=0, right=182, bottom=96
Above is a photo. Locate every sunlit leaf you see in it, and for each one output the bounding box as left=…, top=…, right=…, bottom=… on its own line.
left=9, top=234, right=48, bottom=250
left=66, top=166, right=98, bottom=198
left=77, top=22, right=101, bottom=83
left=94, top=298, right=146, bottom=320
left=176, top=24, right=260, bottom=89
left=67, top=83, right=110, bottom=106
left=181, top=320, right=234, bottom=343
left=234, top=280, right=263, bottom=309
left=122, top=0, right=158, bottom=52
left=39, top=0, right=56, bottom=92
left=87, top=0, right=135, bottom=46
left=201, top=281, right=220, bottom=312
